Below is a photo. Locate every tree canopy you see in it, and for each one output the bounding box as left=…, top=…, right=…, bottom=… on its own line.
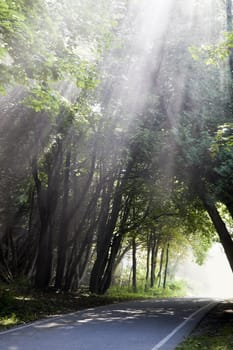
left=0, top=0, right=233, bottom=294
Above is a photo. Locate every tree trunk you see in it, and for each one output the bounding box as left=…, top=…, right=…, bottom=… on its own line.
left=89, top=177, right=122, bottom=294
left=224, top=200, right=233, bottom=219
left=33, top=139, right=62, bottom=289
left=157, top=247, right=165, bottom=289
left=64, top=182, right=101, bottom=291
left=55, top=149, right=71, bottom=290
left=89, top=181, right=132, bottom=295
left=132, top=236, right=137, bottom=292
left=202, top=199, right=233, bottom=273
left=226, top=0, right=232, bottom=31
left=35, top=220, right=53, bottom=289
left=150, top=235, right=159, bottom=288
left=33, top=157, right=53, bottom=289
left=163, top=243, right=170, bottom=289
left=145, top=233, right=151, bottom=291
left=89, top=184, right=114, bottom=294
left=98, top=234, right=123, bottom=294
left=226, top=0, right=233, bottom=80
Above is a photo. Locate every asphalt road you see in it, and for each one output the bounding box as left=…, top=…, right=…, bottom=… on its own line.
left=0, top=298, right=218, bottom=350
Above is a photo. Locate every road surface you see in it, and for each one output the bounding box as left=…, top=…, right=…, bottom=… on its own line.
left=0, top=298, right=217, bottom=350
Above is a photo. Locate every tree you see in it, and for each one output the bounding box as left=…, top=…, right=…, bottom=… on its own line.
left=0, top=0, right=129, bottom=289
left=1, top=0, right=232, bottom=295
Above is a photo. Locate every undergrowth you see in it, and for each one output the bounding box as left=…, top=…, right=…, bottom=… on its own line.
left=107, top=280, right=187, bottom=299
left=176, top=325, right=233, bottom=350
left=0, top=279, right=186, bottom=330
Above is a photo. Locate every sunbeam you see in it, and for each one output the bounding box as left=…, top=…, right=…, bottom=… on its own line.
left=0, top=0, right=233, bottom=302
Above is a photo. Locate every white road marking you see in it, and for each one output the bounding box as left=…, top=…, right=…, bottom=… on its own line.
left=151, top=301, right=218, bottom=350
left=0, top=298, right=219, bottom=350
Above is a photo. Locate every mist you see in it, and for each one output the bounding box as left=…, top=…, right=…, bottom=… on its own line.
left=0, top=0, right=233, bottom=296
left=176, top=244, right=233, bottom=298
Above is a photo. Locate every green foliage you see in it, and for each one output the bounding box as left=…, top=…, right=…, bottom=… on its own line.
left=0, top=0, right=118, bottom=97
left=188, top=28, right=233, bottom=66
left=24, top=85, right=62, bottom=114
left=0, top=287, right=14, bottom=309
left=211, top=124, right=233, bottom=154
left=189, top=43, right=228, bottom=66
left=0, top=281, right=185, bottom=330
left=176, top=325, right=233, bottom=350
left=0, top=0, right=231, bottom=296
left=107, top=280, right=187, bottom=299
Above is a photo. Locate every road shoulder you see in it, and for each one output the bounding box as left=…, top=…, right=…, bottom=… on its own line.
left=175, top=299, right=233, bottom=350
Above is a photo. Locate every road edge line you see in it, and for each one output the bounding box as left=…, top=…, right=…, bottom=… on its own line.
left=151, top=301, right=219, bottom=350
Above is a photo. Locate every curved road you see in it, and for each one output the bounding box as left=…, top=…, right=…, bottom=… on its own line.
left=0, top=298, right=217, bottom=350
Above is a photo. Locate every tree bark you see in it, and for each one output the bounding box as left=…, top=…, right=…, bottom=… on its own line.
left=33, top=138, right=62, bottom=289
left=226, top=0, right=232, bottom=32
left=145, top=233, right=151, bottom=291
left=89, top=179, right=115, bottom=294
left=98, top=234, right=123, bottom=294
left=89, top=178, right=132, bottom=294
left=202, top=198, right=233, bottom=272
left=163, top=243, right=170, bottom=289
left=226, top=0, right=233, bottom=80
left=157, top=247, right=165, bottom=289
left=132, top=235, right=137, bottom=292
left=32, top=157, right=52, bottom=289
left=150, top=234, right=159, bottom=288
left=55, top=149, right=71, bottom=290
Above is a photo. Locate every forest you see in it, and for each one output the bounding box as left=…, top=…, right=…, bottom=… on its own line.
left=1, top=0, right=233, bottom=296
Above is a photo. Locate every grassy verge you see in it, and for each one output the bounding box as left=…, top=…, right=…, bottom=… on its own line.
left=176, top=326, right=233, bottom=350
left=0, top=287, right=128, bottom=331
left=0, top=280, right=185, bottom=330
left=106, top=281, right=186, bottom=299
left=176, top=325, right=233, bottom=350
left=176, top=301, right=233, bottom=350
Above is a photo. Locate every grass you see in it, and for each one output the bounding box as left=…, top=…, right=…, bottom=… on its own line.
left=176, top=325, right=233, bottom=350
left=0, top=286, right=125, bottom=330
left=176, top=302, right=233, bottom=350
left=1, top=282, right=233, bottom=350
left=0, top=280, right=186, bottom=330
left=106, top=281, right=187, bottom=299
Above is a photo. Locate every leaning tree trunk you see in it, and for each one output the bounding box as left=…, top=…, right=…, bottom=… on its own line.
left=64, top=181, right=102, bottom=291
left=33, top=138, right=62, bottom=289
left=89, top=168, right=124, bottom=295
left=203, top=198, right=233, bottom=273
left=35, top=218, right=53, bottom=289
left=32, top=158, right=52, bottom=289
left=89, top=180, right=132, bottom=295
left=97, top=234, right=123, bottom=294
left=89, top=180, right=115, bottom=294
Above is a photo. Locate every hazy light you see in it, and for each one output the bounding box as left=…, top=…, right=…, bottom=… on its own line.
left=176, top=244, right=233, bottom=298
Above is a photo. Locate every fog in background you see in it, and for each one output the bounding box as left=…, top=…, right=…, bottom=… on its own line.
left=176, top=244, right=233, bottom=298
